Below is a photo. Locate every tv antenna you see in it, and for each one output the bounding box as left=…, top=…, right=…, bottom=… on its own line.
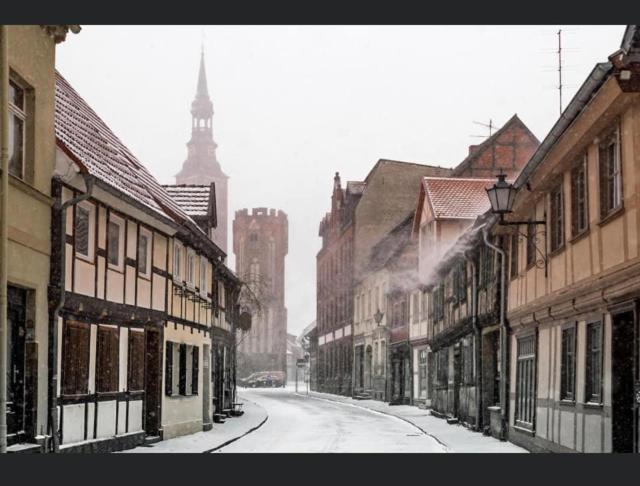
left=558, top=28, right=563, bottom=115
left=471, top=119, right=494, bottom=139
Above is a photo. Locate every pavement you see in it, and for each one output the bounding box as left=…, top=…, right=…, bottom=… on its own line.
left=122, top=398, right=268, bottom=453
left=301, top=388, right=528, bottom=453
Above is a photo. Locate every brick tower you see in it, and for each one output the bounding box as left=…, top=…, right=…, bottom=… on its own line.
left=175, top=48, right=229, bottom=253
left=233, top=208, right=288, bottom=379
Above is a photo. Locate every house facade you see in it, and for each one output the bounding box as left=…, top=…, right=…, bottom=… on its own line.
left=502, top=26, right=640, bottom=453
left=51, top=72, right=239, bottom=452
left=316, top=173, right=362, bottom=395
left=2, top=25, right=78, bottom=452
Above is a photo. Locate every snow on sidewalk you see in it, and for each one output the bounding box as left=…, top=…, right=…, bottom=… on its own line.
left=302, top=390, right=528, bottom=453
left=121, top=397, right=267, bottom=453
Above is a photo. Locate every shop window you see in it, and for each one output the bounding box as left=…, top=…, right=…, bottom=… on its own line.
left=165, top=341, right=199, bottom=396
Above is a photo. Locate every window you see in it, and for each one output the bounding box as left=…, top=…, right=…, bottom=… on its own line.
left=8, top=78, right=26, bottom=179
left=515, top=334, right=536, bottom=430
left=418, top=350, right=428, bottom=398
left=128, top=330, right=145, bottom=391
left=249, top=233, right=258, bottom=243
left=479, top=245, right=493, bottom=288
left=165, top=342, right=199, bottom=396
left=138, top=228, right=152, bottom=279
left=173, top=241, right=183, bottom=281
left=510, top=233, right=519, bottom=278
left=599, top=126, right=622, bottom=218
left=96, top=325, right=119, bottom=393
left=560, top=326, right=576, bottom=401
left=433, top=285, right=444, bottom=321
left=571, top=156, right=589, bottom=236
left=453, top=263, right=467, bottom=304
left=463, top=339, right=474, bottom=385
left=200, top=256, right=208, bottom=297
left=107, top=216, right=124, bottom=270
left=550, top=184, right=564, bottom=252
left=421, top=290, right=428, bottom=321
left=437, top=348, right=449, bottom=387
left=526, top=220, right=536, bottom=267
left=75, top=203, right=95, bottom=260
left=61, top=321, right=90, bottom=395
left=585, top=321, right=603, bottom=404
left=412, top=293, right=419, bottom=323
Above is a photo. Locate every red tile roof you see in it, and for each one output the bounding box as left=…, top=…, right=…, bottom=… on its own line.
left=422, top=177, right=495, bottom=220
left=54, top=71, right=206, bottom=237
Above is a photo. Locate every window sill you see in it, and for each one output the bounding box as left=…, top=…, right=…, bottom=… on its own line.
left=76, top=252, right=94, bottom=264
left=8, top=172, right=53, bottom=205
left=583, top=401, right=604, bottom=409
left=598, top=205, right=625, bottom=227
left=107, top=262, right=125, bottom=274
left=512, top=424, right=535, bottom=437
left=559, top=399, right=576, bottom=407
left=138, top=272, right=152, bottom=281
left=569, top=228, right=590, bottom=245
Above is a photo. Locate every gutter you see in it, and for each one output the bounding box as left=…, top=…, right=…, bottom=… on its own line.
left=48, top=171, right=94, bottom=452
left=482, top=227, right=509, bottom=441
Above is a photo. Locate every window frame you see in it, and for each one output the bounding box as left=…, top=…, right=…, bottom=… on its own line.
left=571, top=154, right=589, bottom=238
left=585, top=320, right=604, bottom=405
left=173, top=240, right=183, bottom=283
left=107, top=213, right=125, bottom=272
left=598, top=124, right=623, bottom=220
left=8, top=77, right=27, bottom=180
left=515, top=332, right=537, bottom=431
left=549, top=183, right=565, bottom=253
left=137, top=226, right=152, bottom=280
left=199, top=256, right=209, bottom=299
left=560, top=324, right=577, bottom=402
left=75, top=201, right=96, bottom=263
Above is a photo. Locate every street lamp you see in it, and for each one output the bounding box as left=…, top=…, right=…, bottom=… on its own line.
left=485, top=173, right=546, bottom=227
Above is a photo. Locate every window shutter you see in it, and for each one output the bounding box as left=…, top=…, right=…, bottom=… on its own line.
left=165, top=341, right=173, bottom=396
left=192, top=346, right=199, bottom=395
left=599, top=145, right=608, bottom=218
left=179, top=343, right=187, bottom=395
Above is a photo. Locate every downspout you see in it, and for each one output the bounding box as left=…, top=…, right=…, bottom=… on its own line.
left=0, top=24, right=9, bottom=454
left=464, top=250, right=481, bottom=432
left=48, top=171, right=94, bottom=452
left=482, top=228, right=509, bottom=441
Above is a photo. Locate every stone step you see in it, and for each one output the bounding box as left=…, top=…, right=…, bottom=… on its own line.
left=213, top=413, right=227, bottom=423
left=143, top=435, right=162, bottom=446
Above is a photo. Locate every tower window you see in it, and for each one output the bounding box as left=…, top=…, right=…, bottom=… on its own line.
left=250, top=233, right=258, bottom=243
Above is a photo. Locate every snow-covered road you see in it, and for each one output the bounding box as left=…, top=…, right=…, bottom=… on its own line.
left=214, top=388, right=447, bottom=453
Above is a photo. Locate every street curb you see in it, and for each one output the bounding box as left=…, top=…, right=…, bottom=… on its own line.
left=203, top=398, right=269, bottom=453
left=297, top=392, right=451, bottom=452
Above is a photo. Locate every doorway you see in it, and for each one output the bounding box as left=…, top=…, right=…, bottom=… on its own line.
left=144, top=327, right=162, bottom=437
left=611, top=310, right=637, bottom=453
left=7, top=286, right=26, bottom=445
left=453, top=344, right=461, bottom=418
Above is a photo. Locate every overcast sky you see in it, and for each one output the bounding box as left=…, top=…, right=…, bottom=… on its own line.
left=56, top=25, right=625, bottom=336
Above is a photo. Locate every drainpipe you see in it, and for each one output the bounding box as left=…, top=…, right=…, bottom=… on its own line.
left=48, top=172, right=94, bottom=452
left=482, top=228, right=509, bottom=441
left=464, top=251, right=482, bottom=432
left=0, top=25, right=9, bottom=454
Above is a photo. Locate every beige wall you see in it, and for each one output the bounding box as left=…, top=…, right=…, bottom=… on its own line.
left=6, top=26, right=58, bottom=436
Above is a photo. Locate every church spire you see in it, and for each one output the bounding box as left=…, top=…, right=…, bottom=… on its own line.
left=196, top=48, right=209, bottom=99
left=191, top=47, right=213, bottom=120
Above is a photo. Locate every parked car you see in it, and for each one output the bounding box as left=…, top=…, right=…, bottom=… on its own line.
left=238, top=371, right=269, bottom=388
left=247, top=371, right=286, bottom=388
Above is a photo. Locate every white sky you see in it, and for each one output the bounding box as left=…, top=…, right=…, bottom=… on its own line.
left=56, top=25, right=625, bottom=336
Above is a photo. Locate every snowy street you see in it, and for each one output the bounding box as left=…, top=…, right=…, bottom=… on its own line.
left=214, top=387, right=447, bottom=453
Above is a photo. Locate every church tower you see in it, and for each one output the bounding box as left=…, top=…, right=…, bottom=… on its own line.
left=175, top=49, right=229, bottom=253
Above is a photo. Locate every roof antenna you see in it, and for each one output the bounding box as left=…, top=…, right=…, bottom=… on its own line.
left=471, top=119, right=494, bottom=139
left=558, top=28, right=563, bottom=115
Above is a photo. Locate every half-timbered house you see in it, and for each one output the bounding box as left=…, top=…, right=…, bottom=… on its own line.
left=499, top=25, right=640, bottom=453
left=50, top=72, right=238, bottom=452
